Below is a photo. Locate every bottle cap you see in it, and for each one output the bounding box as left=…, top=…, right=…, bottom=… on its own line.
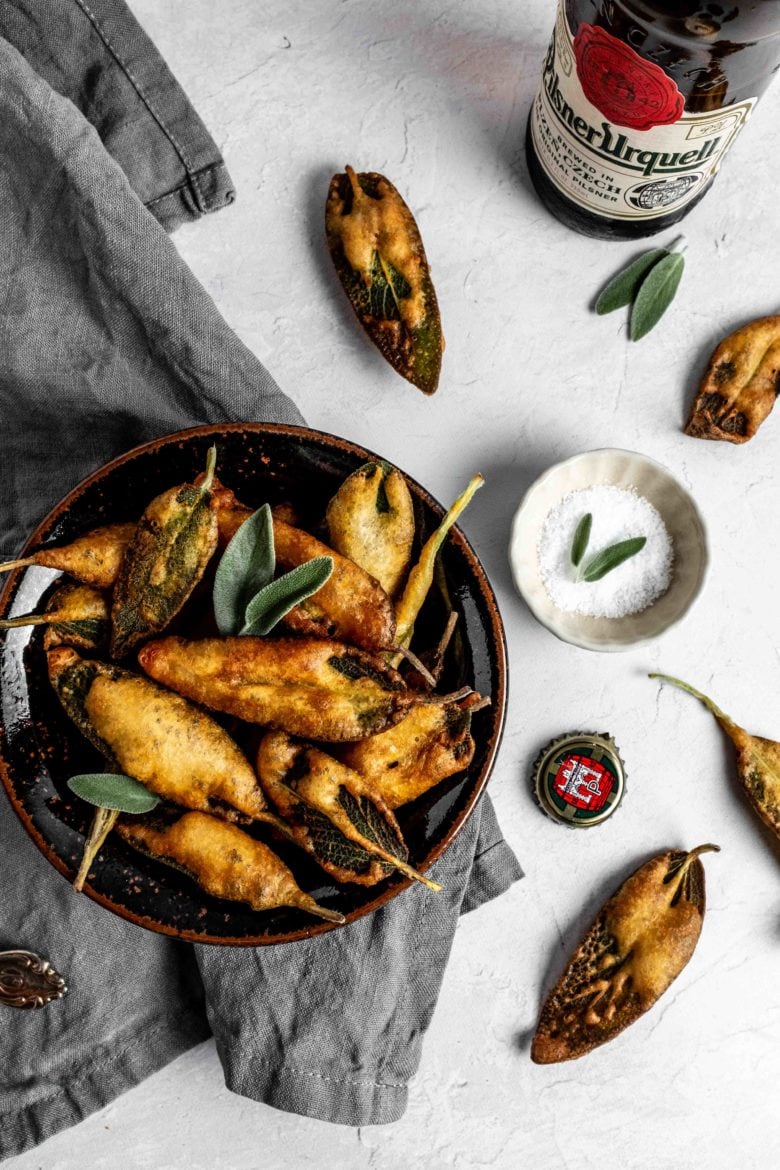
left=532, top=732, right=625, bottom=828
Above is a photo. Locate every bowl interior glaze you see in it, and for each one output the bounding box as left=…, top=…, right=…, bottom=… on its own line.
left=0, top=424, right=506, bottom=945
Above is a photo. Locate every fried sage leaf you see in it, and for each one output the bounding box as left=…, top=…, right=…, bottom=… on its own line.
left=0, top=582, right=109, bottom=653
left=685, top=314, right=780, bottom=443
left=117, top=811, right=345, bottom=924
left=0, top=522, right=135, bottom=589
left=532, top=844, right=719, bottom=1063
left=326, top=461, right=415, bottom=597
left=257, top=731, right=440, bottom=890
left=651, top=673, right=780, bottom=841
left=326, top=166, right=444, bottom=395
left=139, top=635, right=421, bottom=742
left=341, top=695, right=478, bottom=808
left=47, top=646, right=277, bottom=825
left=110, top=447, right=219, bottom=658
left=394, top=473, right=484, bottom=653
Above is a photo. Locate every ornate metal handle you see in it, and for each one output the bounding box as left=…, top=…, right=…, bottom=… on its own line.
left=0, top=950, right=67, bottom=1009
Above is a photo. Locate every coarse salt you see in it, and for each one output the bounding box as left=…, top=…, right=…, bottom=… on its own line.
left=538, top=485, right=674, bottom=618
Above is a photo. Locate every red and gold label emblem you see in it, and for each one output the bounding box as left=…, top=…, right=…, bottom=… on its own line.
left=573, top=23, right=685, bottom=131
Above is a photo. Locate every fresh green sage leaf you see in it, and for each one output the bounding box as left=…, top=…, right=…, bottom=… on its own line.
left=68, top=773, right=160, bottom=814
left=570, top=513, right=592, bottom=568
left=241, top=556, right=333, bottom=636
left=595, top=248, right=667, bottom=315
left=213, top=504, right=275, bottom=636
left=582, top=537, right=647, bottom=582
left=630, top=252, right=685, bottom=341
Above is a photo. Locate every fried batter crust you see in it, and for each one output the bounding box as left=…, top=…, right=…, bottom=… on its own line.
left=138, top=635, right=415, bottom=741
left=47, top=646, right=268, bottom=820
left=117, top=812, right=319, bottom=914
left=341, top=700, right=475, bottom=807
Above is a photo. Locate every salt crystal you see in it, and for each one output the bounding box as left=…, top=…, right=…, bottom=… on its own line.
left=538, top=485, right=673, bottom=619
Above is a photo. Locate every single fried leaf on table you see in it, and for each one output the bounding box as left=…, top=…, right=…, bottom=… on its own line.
left=67, top=772, right=161, bottom=813
left=685, top=315, right=780, bottom=444
left=650, top=674, right=780, bottom=841
left=595, top=248, right=667, bottom=314
left=213, top=503, right=275, bottom=635
left=325, top=165, right=444, bottom=394
left=570, top=513, right=592, bottom=567
left=240, top=556, right=333, bottom=636
left=630, top=252, right=685, bottom=341
left=531, top=844, right=719, bottom=1063
left=581, top=536, right=646, bottom=582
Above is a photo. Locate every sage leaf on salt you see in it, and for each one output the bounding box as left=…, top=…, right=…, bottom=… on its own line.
left=241, top=556, right=334, bottom=636
left=595, top=249, right=667, bottom=315
left=630, top=251, right=685, bottom=341
left=570, top=513, right=592, bottom=568
left=68, top=773, right=160, bottom=814
left=581, top=537, right=646, bottom=582
left=213, top=504, right=275, bottom=635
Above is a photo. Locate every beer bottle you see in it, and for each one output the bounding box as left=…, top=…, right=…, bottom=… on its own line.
left=527, top=2, right=780, bottom=239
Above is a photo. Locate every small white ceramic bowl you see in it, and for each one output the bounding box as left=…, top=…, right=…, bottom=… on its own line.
left=509, top=449, right=708, bottom=652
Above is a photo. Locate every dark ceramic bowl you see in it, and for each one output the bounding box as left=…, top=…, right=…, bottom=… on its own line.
left=0, top=424, right=506, bottom=945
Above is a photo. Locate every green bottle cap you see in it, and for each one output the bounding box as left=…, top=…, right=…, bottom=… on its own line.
left=532, top=732, right=625, bottom=828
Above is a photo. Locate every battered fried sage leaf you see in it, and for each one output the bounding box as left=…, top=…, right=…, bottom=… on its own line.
left=0, top=582, right=109, bottom=653
left=532, top=844, right=719, bottom=1063
left=110, top=447, right=219, bottom=658
left=0, top=522, right=135, bottom=589
left=47, top=645, right=279, bottom=825
left=326, top=461, right=415, bottom=598
left=257, top=731, right=441, bottom=890
left=685, top=315, right=780, bottom=443
left=393, top=473, right=483, bottom=654
left=651, top=674, right=780, bottom=841
left=117, top=811, right=345, bottom=924
left=326, top=166, right=444, bottom=394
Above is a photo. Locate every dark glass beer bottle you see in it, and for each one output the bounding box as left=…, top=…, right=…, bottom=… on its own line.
left=526, top=1, right=780, bottom=239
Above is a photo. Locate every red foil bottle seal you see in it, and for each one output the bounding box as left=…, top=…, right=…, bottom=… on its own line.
left=572, top=23, right=685, bottom=131
left=532, top=732, right=625, bottom=828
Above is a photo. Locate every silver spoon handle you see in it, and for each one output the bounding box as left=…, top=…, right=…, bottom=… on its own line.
left=0, top=949, right=67, bottom=1009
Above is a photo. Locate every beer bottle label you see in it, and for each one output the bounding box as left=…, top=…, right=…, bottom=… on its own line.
left=530, top=5, right=756, bottom=221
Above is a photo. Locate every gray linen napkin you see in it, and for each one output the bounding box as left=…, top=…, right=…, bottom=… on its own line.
left=0, top=5, right=522, bottom=1159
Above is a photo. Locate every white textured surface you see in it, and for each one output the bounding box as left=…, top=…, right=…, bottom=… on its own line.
left=9, top=1, right=780, bottom=1167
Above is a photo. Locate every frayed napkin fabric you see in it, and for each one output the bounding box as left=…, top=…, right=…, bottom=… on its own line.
left=0, top=1, right=523, bottom=1159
